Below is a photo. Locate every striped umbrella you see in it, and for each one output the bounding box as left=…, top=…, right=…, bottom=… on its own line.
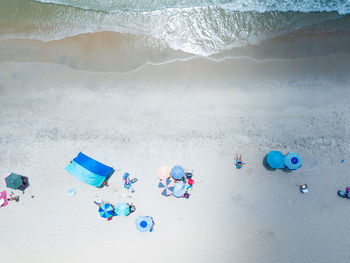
left=158, top=178, right=175, bottom=196
left=135, top=216, right=154, bottom=232
left=98, top=203, right=114, bottom=219
left=171, top=165, right=185, bottom=180
left=285, top=153, right=302, bottom=170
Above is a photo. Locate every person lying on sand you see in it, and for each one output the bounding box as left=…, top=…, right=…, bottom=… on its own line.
left=234, top=154, right=245, bottom=169
left=7, top=194, right=19, bottom=202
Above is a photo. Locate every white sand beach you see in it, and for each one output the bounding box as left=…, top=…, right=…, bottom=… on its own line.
left=0, top=20, right=350, bottom=263
left=0, top=53, right=349, bottom=262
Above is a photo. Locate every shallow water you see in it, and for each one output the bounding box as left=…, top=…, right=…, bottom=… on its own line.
left=1, top=0, right=349, bottom=55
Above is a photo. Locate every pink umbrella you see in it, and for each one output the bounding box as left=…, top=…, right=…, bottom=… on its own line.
left=2, top=173, right=9, bottom=185
left=0, top=191, right=8, bottom=207
left=157, top=166, right=170, bottom=181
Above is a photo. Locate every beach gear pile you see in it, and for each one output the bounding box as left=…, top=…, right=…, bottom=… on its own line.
left=266, top=151, right=302, bottom=170
left=157, top=165, right=195, bottom=199
left=122, top=172, right=137, bottom=193
left=338, top=187, right=350, bottom=199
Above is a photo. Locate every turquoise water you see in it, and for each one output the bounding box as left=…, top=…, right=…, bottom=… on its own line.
left=0, top=0, right=349, bottom=55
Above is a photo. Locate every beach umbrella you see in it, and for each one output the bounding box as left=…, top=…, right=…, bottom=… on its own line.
left=98, top=203, right=114, bottom=219
left=173, top=181, right=186, bottom=198
left=135, top=216, right=154, bottom=232
left=115, top=202, right=130, bottom=216
left=158, top=178, right=175, bottom=196
left=266, top=151, right=285, bottom=169
left=171, top=165, right=185, bottom=180
left=157, top=166, right=170, bottom=181
left=5, top=173, right=23, bottom=189
left=285, top=153, right=302, bottom=170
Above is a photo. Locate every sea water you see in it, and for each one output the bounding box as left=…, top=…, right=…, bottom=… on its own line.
left=0, top=0, right=349, bottom=55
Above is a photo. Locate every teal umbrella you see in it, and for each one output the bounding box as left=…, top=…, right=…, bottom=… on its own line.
left=5, top=173, right=23, bottom=189
left=267, top=151, right=285, bottom=169
left=114, top=202, right=130, bottom=216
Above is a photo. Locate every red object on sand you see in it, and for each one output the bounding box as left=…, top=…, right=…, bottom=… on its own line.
left=188, top=179, right=194, bottom=186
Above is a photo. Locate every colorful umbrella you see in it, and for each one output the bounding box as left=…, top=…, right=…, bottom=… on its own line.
left=115, top=202, right=131, bottom=216
left=135, top=216, right=154, bottom=232
left=158, top=178, right=175, bottom=196
left=266, top=151, right=285, bottom=169
left=5, top=173, right=23, bottom=189
left=285, top=153, right=302, bottom=170
left=157, top=166, right=170, bottom=181
left=171, top=165, right=185, bottom=180
left=173, top=181, right=186, bottom=198
left=98, top=203, right=114, bottom=219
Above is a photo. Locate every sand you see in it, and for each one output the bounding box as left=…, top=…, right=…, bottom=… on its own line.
left=0, top=28, right=350, bottom=263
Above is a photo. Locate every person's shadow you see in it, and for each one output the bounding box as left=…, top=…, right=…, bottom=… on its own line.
left=262, top=154, right=276, bottom=171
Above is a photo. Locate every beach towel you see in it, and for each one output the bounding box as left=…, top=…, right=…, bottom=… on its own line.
left=0, top=191, right=8, bottom=207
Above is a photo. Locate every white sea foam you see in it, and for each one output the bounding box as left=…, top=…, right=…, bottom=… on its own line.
left=0, top=0, right=346, bottom=56
left=33, top=0, right=350, bottom=14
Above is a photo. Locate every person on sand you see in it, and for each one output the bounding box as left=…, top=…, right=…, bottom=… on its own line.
left=234, top=154, right=245, bottom=169
left=7, top=194, right=19, bottom=202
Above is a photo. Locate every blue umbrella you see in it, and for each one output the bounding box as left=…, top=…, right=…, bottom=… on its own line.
left=135, top=216, right=154, bottom=232
left=98, top=203, right=114, bottom=219
left=173, top=181, right=186, bottom=198
left=114, top=202, right=130, bottom=216
left=171, top=165, right=185, bottom=180
left=285, top=153, right=302, bottom=170
left=266, top=151, right=285, bottom=169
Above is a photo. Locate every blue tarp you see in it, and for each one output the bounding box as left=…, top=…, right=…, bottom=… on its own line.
left=65, top=152, right=113, bottom=187
left=73, top=152, right=113, bottom=177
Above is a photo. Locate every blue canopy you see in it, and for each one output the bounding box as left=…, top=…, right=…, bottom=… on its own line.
left=65, top=152, right=113, bottom=187
left=114, top=202, right=130, bottom=216
left=267, top=151, right=285, bottom=169
left=171, top=165, right=185, bottom=180
left=285, top=153, right=302, bottom=170
left=173, top=181, right=186, bottom=198
left=135, top=216, right=154, bottom=232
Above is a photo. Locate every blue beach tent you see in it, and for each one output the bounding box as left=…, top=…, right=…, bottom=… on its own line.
left=65, top=152, right=114, bottom=187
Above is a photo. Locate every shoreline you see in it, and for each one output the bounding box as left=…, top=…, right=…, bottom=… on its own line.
left=1, top=15, right=350, bottom=73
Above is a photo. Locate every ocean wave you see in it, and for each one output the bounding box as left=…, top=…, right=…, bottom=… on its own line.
left=0, top=0, right=344, bottom=56
left=32, top=0, right=350, bottom=14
